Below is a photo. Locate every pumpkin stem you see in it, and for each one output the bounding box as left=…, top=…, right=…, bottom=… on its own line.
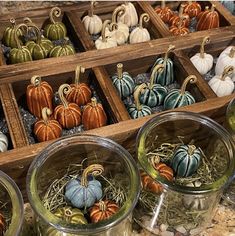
left=81, top=164, right=104, bottom=187
left=163, top=44, right=175, bottom=66
left=110, top=22, right=118, bottom=32
left=14, top=23, right=28, bottom=49
left=188, top=145, right=196, bottom=156
left=10, top=18, right=16, bottom=26
left=149, top=64, right=164, bottom=88
left=31, top=75, right=42, bottom=87
left=178, top=4, right=184, bottom=18
left=139, top=13, right=150, bottom=29
left=221, top=66, right=234, bottom=81
left=229, top=47, right=235, bottom=58
left=49, top=7, right=61, bottom=24
left=23, top=17, right=33, bottom=24
left=58, top=84, right=71, bottom=108
left=200, top=36, right=210, bottom=59
left=25, top=23, right=42, bottom=44
left=91, top=97, right=98, bottom=107
left=64, top=208, right=73, bottom=222
left=161, top=0, right=165, bottom=8
left=117, top=63, right=123, bottom=79
left=101, top=20, right=111, bottom=42
left=99, top=201, right=107, bottom=212
left=211, top=4, right=215, bottom=12
left=75, top=65, right=85, bottom=85
left=178, top=15, right=188, bottom=28
left=180, top=75, right=197, bottom=94
left=112, top=6, right=126, bottom=24
left=134, top=83, right=147, bottom=111
left=42, top=107, right=52, bottom=125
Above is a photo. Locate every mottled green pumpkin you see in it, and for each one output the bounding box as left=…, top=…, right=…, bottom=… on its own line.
left=49, top=40, right=75, bottom=58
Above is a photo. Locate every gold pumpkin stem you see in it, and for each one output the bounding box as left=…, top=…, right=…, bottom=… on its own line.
left=110, top=22, right=118, bottom=31
left=149, top=64, right=164, bottom=88
left=163, top=44, right=175, bottom=66
left=81, top=164, right=104, bottom=187
left=49, top=7, right=61, bottom=24
left=161, top=0, right=166, bottom=8
left=117, top=63, right=123, bottom=79
left=10, top=18, right=16, bottom=26
left=89, top=1, right=98, bottom=17
left=188, top=145, right=196, bottom=156
left=101, top=20, right=111, bottom=42
left=31, top=75, right=41, bottom=87
left=23, top=17, right=33, bottom=24
left=58, top=84, right=71, bottom=108
left=180, top=75, right=197, bottom=94
left=75, top=65, right=85, bottom=85
left=64, top=208, right=73, bottom=222
left=211, top=4, right=216, bottom=12
left=91, top=97, right=98, bottom=107
left=112, top=6, right=126, bottom=24
left=42, top=107, right=52, bottom=125
left=134, top=83, right=147, bottom=111
left=221, top=66, right=234, bottom=81
left=99, top=201, right=107, bottom=212
left=26, top=23, right=42, bottom=44
left=200, top=36, right=210, bottom=59
left=229, top=47, right=235, bottom=58
left=179, top=4, right=184, bottom=17
left=139, top=13, right=150, bottom=29
left=14, top=23, right=28, bottom=49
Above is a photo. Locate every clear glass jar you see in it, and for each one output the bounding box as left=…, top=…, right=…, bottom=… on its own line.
left=26, top=134, right=140, bottom=236
left=0, top=170, right=24, bottom=236
left=135, top=111, right=235, bottom=236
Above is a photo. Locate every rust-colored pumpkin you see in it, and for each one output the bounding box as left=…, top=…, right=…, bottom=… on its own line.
left=54, top=84, right=82, bottom=129
left=183, top=1, right=201, bottom=18
left=169, top=4, right=190, bottom=27
left=170, top=16, right=190, bottom=36
left=82, top=97, right=107, bottom=130
left=0, top=212, right=6, bottom=236
left=66, top=65, right=92, bottom=106
left=141, top=171, right=163, bottom=194
left=26, top=75, right=53, bottom=118
left=155, top=0, right=173, bottom=23
left=90, top=200, right=119, bottom=223
left=154, top=162, right=174, bottom=181
left=34, top=107, right=62, bottom=142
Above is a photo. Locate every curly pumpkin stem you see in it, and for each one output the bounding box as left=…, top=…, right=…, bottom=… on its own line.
left=101, top=20, right=111, bottom=42
left=110, top=22, right=118, bottom=31
left=42, top=107, right=52, bottom=125
left=139, top=13, right=150, bottom=29
left=134, top=83, right=147, bottom=111
left=178, top=15, right=188, bottom=28
left=112, top=6, right=126, bottom=24
left=81, top=164, right=104, bottom=187
left=180, top=75, right=197, bottom=94
left=179, top=4, right=184, bottom=17
left=14, top=23, right=28, bottom=49
left=26, top=23, right=42, bottom=44
left=200, top=36, right=210, bottom=58
left=75, top=65, right=85, bottom=85
left=188, top=145, right=196, bottom=156
left=161, top=0, right=166, bottom=8
left=10, top=18, right=16, bottom=26
left=64, top=207, right=73, bottom=222
left=31, top=75, right=42, bottom=87
left=163, top=44, right=175, bottom=66
left=99, top=201, right=107, bottom=212
left=211, top=4, right=216, bottom=12
left=117, top=63, right=123, bottom=79
left=221, top=66, right=234, bottom=81
left=58, top=84, right=71, bottom=108
left=23, top=17, right=33, bottom=24
left=89, top=1, right=98, bottom=17
left=91, top=97, right=98, bottom=107
left=229, top=47, right=235, bottom=58
left=49, top=7, right=61, bottom=24
left=149, top=64, right=164, bottom=88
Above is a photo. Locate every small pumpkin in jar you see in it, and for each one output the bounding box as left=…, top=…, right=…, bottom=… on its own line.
left=141, top=171, right=163, bottom=194
left=169, top=15, right=190, bottom=36
left=0, top=212, right=6, bottom=236
left=154, top=163, right=174, bottom=181
left=44, top=7, right=67, bottom=40
left=66, top=65, right=91, bottom=106
left=183, top=1, right=202, bottom=18
left=90, top=200, right=119, bottom=223
left=34, top=107, right=62, bottom=142
left=54, top=84, right=82, bottom=129
left=65, top=164, right=104, bottom=208
left=49, top=38, right=75, bottom=57
left=0, top=132, right=8, bottom=153
left=155, top=0, right=174, bottom=24
left=169, top=4, right=190, bottom=27
left=82, top=97, right=107, bottom=130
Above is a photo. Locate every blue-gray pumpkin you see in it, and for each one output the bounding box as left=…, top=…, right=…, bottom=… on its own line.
left=172, top=144, right=201, bottom=177
left=221, top=1, right=235, bottom=14
left=112, top=63, right=135, bottom=98
left=65, top=164, right=104, bottom=209
left=152, top=44, right=175, bottom=86
left=140, top=64, right=168, bottom=107
left=164, top=75, right=197, bottom=110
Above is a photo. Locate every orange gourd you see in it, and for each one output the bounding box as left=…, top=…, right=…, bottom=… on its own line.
left=141, top=171, right=163, bottom=194
left=155, top=0, right=173, bottom=23
left=183, top=1, right=201, bottom=18
left=154, top=162, right=174, bottom=181
left=170, top=16, right=190, bottom=36
left=169, top=4, right=190, bottom=27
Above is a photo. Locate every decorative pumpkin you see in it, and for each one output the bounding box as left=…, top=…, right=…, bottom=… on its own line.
left=9, top=23, right=32, bottom=64
left=169, top=4, right=190, bottom=27
left=141, top=171, right=163, bottom=194
left=169, top=15, right=190, bottom=36
left=127, top=84, right=152, bottom=119
left=196, top=6, right=209, bottom=21
left=129, top=13, right=150, bottom=44
left=111, top=63, right=135, bottom=98
left=208, top=66, right=234, bottom=97
left=90, top=200, right=119, bottom=223
left=34, top=107, right=62, bottom=142
left=154, top=0, right=174, bottom=24
left=82, top=97, right=107, bottom=130
left=183, top=1, right=202, bottom=18
left=164, top=75, right=197, bottom=110
left=0, top=212, right=6, bottom=236
left=44, top=7, right=67, bottom=40
left=26, top=75, right=53, bottom=118
left=190, top=36, right=213, bottom=75
left=153, top=162, right=174, bottom=181
left=66, top=65, right=91, bottom=106
left=65, top=164, right=104, bottom=208
left=49, top=38, right=75, bottom=57
left=196, top=4, right=219, bottom=31
left=117, top=1, right=138, bottom=27
left=172, top=144, right=201, bottom=177
left=0, top=132, right=8, bottom=153
left=152, top=44, right=175, bottom=86
left=139, top=64, right=168, bottom=107
left=54, top=84, right=82, bottom=129
left=95, top=20, right=117, bottom=49
left=82, top=1, right=102, bottom=35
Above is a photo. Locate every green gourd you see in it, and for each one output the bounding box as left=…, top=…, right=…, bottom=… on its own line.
left=164, top=75, right=197, bottom=110
left=44, top=7, right=67, bottom=41
left=140, top=64, right=168, bottom=107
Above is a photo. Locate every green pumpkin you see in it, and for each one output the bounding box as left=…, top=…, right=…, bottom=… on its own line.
left=140, top=64, right=167, bottom=107
left=164, top=75, right=197, bottom=110
left=172, top=144, right=201, bottom=177
left=112, top=63, right=135, bottom=98
left=44, top=7, right=67, bottom=41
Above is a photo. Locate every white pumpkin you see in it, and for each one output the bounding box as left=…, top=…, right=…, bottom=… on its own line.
left=190, top=36, right=213, bottom=75
left=117, top=1, right=138, bottom=27
left=129, top=13, right=150, bottom=44
left=82, top=1, right=102, bottom=35
left=208, top=66, right=234, bottom=97
left=0, top=132, right=8, bottom=152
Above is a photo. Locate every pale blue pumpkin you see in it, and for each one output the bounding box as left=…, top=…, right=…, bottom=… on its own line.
left=221, top=1, right=235, bottom=14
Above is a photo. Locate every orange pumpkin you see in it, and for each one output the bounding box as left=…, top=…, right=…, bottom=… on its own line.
left=0, top=212, right=6, bottom=236
left=154, top=163, right=174, bottom=181
left=196, top=6, right=209, bottom=21
left=90, top=200, right=119, bottom=223
left=54, top=84, right=82, bottom=129
left=169, top=4, right=190, bottom=27
left=26, top=75, right=53, bottom=118
left=183, top=1, right=201, bottom=18
left=155, top=0, right=173, bottom=23
left=34, top=107, right=62, bottom=142
left=82, top=97, right=107, bottom=130
left=141, top=171, right=163, bottom=194
left=66, top=65, right=92, bottom=106
left=170, top=16, right=190, bottom=36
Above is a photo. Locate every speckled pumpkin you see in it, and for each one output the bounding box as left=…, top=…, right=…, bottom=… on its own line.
left=0, top=212, right=6, bottom=236
left=169, top=15, right=190, bottom=36
left=155, top=0, right=174, bottom=23
left=183, top=1, right=201, bottom=18
left=49, top=39, right=75, bottom=58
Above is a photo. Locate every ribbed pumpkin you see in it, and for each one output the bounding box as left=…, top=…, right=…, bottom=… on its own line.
left=0, top=212, right=6, bottom=236
left=154, top=162, right=174, bottom=181
left=0, top=132, right=8, bottom=153
left=54, top=84, right=82, bottom=129
left=66, top=65, right=91, bottom=106
left=169, top=4, right=190, bottom=27
left=65, top=164, right=104, bottom=208
left=44, top=7, right=67, bottom=41
left=183, top=1, right=202, bottom=18
left=154, top=0, right=174, bottom=23
left=172, top=144, right=201, bottom=177
left=164, top=75, right=197, bottom=110
left=82, top=97, right=107, bottom=130
left=34, top=107, right=62, bottom=142
left=169, top=15, right=190, bottom=36
left=112, top=63, right=135, bottom=98
left=26, top=75, right=53, bottom=118
left=90, top=200, right=119, bottom=223
left=152, top=44, right=175, bottom=86
left=139, top=64, right=167, bottom=107
left=141, top=171, right=163, bottom=194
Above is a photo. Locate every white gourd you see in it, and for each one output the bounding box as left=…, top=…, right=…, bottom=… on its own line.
left=190, top=36, right=213, bottom=75
left=0, top=132, right=8, bottom=152
left=129, top=13, right=150, bottom=44
left=208, top=66, right=234, bottom=97
left=82, top=1, right=102, bottom=35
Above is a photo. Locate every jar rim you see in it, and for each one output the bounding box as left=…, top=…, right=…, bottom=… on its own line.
left=26, top=134, right=140, bottom=234
left=136, top=111, right=235, bottom=194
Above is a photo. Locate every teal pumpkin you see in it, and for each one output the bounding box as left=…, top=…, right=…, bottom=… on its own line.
left=65, top=164, right=104, bottom=209
left=152, top=44, right=175, bottom=86
left=49, top=39, right=75, bottom=58
left=172, top=144, right=201, bottom=177
left=140, top=64, right=167, bottom=107
left=164, top=75, right=197, bottom=110
left=112, top=63, right=135, bottom=98
left=44, top=7, right=67, bottom=41
left=221, top=1, right=235, bottom=13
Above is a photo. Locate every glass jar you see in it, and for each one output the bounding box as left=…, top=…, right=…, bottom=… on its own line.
left=0, top=170, right=24, bottom=236
left=135, top=111, right=235, bottom=236
left=26, top=134, right=140, bottom=236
